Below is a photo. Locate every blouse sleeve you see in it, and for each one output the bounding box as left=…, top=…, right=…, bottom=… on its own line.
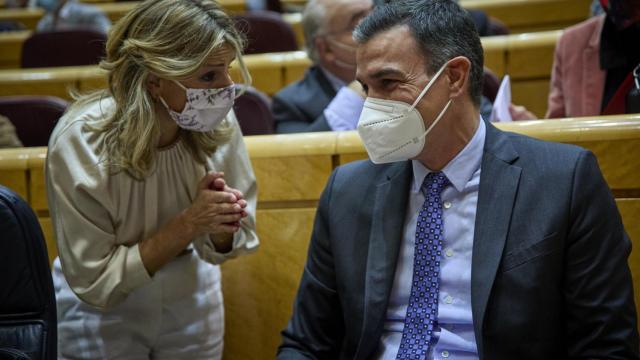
left=46, top=123, right=152, bottom=310
left=194, top=110, right=260, bottom=264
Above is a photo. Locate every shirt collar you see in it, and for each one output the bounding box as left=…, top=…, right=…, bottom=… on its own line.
left=319, top=66, right=347, bottom=92
left=412, top=117, right=486, bottom=194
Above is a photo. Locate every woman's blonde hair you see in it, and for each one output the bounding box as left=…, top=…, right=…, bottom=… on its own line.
left=71, top=0, right=251, bottom=178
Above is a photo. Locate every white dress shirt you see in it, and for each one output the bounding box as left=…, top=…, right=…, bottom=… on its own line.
left=320, top=67, right=365, bottom=131
left=376, top=119, right=486, bottom=360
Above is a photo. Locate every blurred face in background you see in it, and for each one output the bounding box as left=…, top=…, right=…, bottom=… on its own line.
left=315, top=0, right=373, bottom=83
left=600, top=0, right=640, bottom=29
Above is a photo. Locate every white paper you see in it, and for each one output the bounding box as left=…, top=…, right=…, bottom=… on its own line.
left=490, top=75, right=513, bottom=122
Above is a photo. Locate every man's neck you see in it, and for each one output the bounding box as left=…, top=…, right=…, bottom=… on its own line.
left=416, top=104, right=481, bottom=171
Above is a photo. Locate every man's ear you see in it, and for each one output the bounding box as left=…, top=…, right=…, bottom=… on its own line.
left=146, top=74, right=163, bottom=100
left=445, top=56, right=471, bottom=99
left=315, top=36, right=335, bottom=63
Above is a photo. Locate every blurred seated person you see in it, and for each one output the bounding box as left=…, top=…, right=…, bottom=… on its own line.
left=0, top=115, right=23, bottom=148
left=513, top=0, right=640, bottom=119
left=548, top=0, right=640, bottom=118
left=36, top=0, right=111, bottom=34
left=271, top=0, right=373, bottom=133
left=5, top=0, right=34, bottom=7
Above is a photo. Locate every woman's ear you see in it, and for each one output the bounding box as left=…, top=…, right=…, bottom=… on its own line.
left=445, top=56, right=471, bottom=99
left=146, top=74, right=162, bottom=100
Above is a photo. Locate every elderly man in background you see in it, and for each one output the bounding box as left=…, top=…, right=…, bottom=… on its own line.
left=277, top=0, right=639, bottom=359
left=271, top=0, right=373, bottom=133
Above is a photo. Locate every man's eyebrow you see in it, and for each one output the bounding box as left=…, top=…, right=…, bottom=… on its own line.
left=370, top=67, right=405, bottom=79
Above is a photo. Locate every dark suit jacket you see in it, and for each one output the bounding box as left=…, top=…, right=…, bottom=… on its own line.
left=272, top=66, right=335, bottom=134
left=278, top=120, right=639, bottom=359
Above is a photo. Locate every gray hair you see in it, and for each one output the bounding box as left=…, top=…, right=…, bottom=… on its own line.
left=354, top=0, right=484, bottom=106
left=302, top=0, right=328, bottom=63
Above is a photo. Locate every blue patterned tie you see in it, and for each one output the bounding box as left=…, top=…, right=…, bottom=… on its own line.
left=396, top=172, right=450, bottom=360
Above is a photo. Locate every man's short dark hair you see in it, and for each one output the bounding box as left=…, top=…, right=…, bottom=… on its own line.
left=354, top=0, right=484, bottom=106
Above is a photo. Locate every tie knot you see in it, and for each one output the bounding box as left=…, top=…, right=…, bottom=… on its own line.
left=421, top=171, right=450, bottom=197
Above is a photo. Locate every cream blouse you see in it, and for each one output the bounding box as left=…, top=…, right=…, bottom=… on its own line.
left=46, top=97, right=259, bottom=309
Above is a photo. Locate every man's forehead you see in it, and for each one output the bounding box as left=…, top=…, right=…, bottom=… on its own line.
left=356, top=25, right=424, bottom=77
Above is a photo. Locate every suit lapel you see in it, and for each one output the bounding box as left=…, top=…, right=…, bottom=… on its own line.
left=471, top=122, right=522, bottom=358
left=582, top=16, right=606, bottom=116
left=355, top=161, right=412, bottom=359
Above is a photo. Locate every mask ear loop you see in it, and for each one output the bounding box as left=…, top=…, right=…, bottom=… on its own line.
left=408, top=62, right=452, bottom=142
left=409, top=62, right=449, bottom=111
left=415, top=99, right=452, bottom=141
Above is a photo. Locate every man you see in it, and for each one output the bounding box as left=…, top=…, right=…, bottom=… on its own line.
left=36, top=0, right=111, bottom=34
left=271, top=0, right=372, bottom=133
left=278, top=1, right=639, bottom=359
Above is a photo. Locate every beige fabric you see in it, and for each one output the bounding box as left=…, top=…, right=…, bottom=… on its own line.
left=0, top=115, right=23, bottom=148
left=46, top=97, right=259, bottom=309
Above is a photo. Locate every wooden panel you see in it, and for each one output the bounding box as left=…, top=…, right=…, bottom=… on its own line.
left=94, top=2, right=136, bottom=24
left=0, top=30, right=29, bottom=69
left=571, top=140, right=640, bottom=192
left=511, top=79, right=550, bottom=119
left=0, top=147, right=31, bottom=199
left=251, top=155, right=332, bottom=203
left=617, top=199, right=640, bottom=332
left=507, top=30, right=560, bottom=80
left=96, top=1, right=249, bottom=25
left=38, top=217, right=56, bottom=265
left=0, top=170, right=27, bottom=200
left=462, top=0, right=590, bottom=33
left=0, top=1, right=246, bottom=31
left=76, top=67, right=107, bottom=93
left=0, top=65, right=96, bottom=99
left=282, top=12, right=303, bottom=49
left=481, top=35, right=507, bottom=77
left=221, top=208, right=315, bottom=360
left=29, top=162, right=47, bottom=213
left=0, top=8, right=43, bottom=30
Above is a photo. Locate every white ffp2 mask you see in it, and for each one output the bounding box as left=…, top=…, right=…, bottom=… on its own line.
left=160, top=82, right=235, bottom=132
left=357, top=63, right=452, bottom=164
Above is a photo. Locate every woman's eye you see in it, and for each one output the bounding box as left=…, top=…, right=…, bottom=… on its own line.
left=200, top=72, right=216, bottom=82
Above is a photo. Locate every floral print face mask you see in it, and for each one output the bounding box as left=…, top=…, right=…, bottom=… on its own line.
left=159, top=81, right=236, bottom=132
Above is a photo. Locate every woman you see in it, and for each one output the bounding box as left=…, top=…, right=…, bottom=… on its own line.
left=45, top=0, right=259, bottom=358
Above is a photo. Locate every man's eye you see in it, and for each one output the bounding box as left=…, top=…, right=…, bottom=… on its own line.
left=381, top=79, right=395, bottom=88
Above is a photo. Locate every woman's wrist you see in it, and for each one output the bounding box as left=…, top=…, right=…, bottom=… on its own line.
left=210, top=232, right=234, bottom=254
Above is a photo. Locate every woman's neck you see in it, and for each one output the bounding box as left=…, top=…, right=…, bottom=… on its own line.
left=155, top=102, right=181, bottom=148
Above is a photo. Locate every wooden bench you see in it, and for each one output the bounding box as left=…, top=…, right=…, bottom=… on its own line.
left=0, top=0, right=246, bottom=31
left=463, top=0, right=590, bottom=33
left=0, top=51, right=310, bottom=98
left=0, top=30, right=556, bottom=116
left=280, top=0, right=590, bottom=34
left=0, top=32, right=506, bottom=95
left=0, top=115, right=638, bottom=359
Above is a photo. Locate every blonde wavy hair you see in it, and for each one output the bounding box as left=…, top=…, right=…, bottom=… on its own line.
left=70, top=0, right=251, bottom=178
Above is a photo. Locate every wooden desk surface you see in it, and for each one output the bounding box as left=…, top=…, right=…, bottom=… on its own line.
left=0, top=0, right=246, bottom=31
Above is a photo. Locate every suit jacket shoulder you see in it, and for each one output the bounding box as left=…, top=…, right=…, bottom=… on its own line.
left=272, top=66, right=337, bottom=133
